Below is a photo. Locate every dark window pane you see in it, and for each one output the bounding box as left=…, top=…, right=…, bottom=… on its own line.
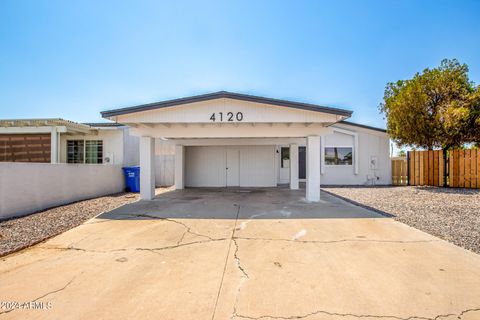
left=281, top=147, right=289, bottom=168
left=67, top=140, right=84, bottom=163
left=324, top=147, right=352, bottom=165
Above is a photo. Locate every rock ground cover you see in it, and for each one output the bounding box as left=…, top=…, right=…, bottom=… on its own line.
left=323, top=186, right=480, bottom=254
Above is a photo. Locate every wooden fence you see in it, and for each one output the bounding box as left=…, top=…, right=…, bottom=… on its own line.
left=0, top=134, right=51, bottom=163
left=408, top=150, right=445, bottom=186
left=395, top=149, right=480, bottom=188
left=449, top=149, right=480, bottom=188
left=391, top=157, right=408, bottom=185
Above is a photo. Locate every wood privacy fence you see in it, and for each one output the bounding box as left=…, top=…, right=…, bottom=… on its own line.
left=408, top=150, right=445, bottom=186
left=0, top=134, right=51, bottom=162
left=397, top=149, right=480, bottom=188
left=449, top=149, right=480, bottom=188
left=391, top=157, right=408, bottom=186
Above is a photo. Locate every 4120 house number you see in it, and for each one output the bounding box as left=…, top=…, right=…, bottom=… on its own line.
left=209, top=112, right=243, bottom=122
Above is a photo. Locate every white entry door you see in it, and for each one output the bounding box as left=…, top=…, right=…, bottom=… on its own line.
left=226, top=147, right=240, bottom=187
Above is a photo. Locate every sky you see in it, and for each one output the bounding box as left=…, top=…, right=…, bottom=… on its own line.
left=1, top=0, right=479, bottom=129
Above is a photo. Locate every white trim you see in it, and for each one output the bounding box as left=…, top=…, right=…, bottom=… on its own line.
left=50, top=127, right=58, bottom=164
left=0, top=126, right=67, bottom=134
left=320, top=136, right=325, bottom=175
left=331, top=127, right=359, bottom=175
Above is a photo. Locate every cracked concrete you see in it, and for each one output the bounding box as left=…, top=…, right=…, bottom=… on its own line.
left=0, top=187, right=480, bottom=320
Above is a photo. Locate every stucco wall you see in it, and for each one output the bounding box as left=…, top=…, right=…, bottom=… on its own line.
left=155, top=139, right=175, bottom=186
left=320, top=123, right=391, bottom=185
left=59, top=129, right=125, bottom=165
left=151, top=125, right=391, bottom=186
left=123, top=128, right=140, bottom=166
left=0, top=163, right=124, bottom=220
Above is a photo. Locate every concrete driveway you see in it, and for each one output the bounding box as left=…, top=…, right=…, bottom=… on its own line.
left=1, top=187, right=480, bottom=320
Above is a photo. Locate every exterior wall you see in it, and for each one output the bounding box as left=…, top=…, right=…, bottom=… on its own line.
left=59, top=129, right=125, bottom=165
left=116, top=98, right=341, bottom=124
left=320, top=123, right=391, bottom=185
left=155, top=139, right=174, bottom=186
left=151, top=126, right=391, bottom=186
left=123, top=128, right=140, bottom=166
left=0, top=163, right=124, bottom=220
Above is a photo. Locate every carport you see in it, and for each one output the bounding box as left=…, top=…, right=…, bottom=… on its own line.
left=101, top=91, right=353, bottom=202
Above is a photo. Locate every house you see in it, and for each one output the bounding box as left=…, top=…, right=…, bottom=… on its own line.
left=0, top=119, right=139, bottom=166
left=0, top=92, right=390, bottom=203
left=101, top=91, right=391, bottom=202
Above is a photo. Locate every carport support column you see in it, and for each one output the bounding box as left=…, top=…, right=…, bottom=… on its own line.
left=306, top=136, right=320, bottom=202
left=175, top=145, right=185, bottom=189
left=140, top=136, right=155, bottom=200
left=289, top=143, right=299, bottom=190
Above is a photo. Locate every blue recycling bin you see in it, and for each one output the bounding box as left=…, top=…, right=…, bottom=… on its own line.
left=122, top=166, right=140, bottom=192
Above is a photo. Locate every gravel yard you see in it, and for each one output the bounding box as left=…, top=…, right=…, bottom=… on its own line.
left=0, top=193, right=140, bottom=257
left=323, top=186, right=480, bottom=254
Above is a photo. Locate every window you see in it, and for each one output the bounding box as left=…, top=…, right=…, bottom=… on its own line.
left=67, top=140, right=103, bottom=164
left=281, top=147, right=290, bottom=168
left=85, top=140, right=103, bottom=164
left=324, top=147, right=352, bottom=165
left=67, top=140, right=84, bottom=163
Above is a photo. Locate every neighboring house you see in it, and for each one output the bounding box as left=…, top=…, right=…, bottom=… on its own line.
left=0, top=119, right=139, bottom=166
left=101, top=91, right=391, bottom=201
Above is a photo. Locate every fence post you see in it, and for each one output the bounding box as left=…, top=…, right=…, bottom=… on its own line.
left=443, top=149, right=448, bottom=187
left=407, top=151, right=410, bottom=186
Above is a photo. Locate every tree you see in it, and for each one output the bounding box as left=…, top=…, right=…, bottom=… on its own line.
left=379, top=59, right=480, bottom=150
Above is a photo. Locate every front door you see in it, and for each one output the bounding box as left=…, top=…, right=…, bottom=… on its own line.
left=299, top=146, right=306, bottom=179
left=226, top=147, right=240, bottom=187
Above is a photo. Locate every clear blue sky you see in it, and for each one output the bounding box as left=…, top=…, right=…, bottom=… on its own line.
left=1, top=0, right=479, bottom=127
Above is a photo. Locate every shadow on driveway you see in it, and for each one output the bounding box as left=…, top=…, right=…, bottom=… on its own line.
left=97, top=186, right=392, bottom=221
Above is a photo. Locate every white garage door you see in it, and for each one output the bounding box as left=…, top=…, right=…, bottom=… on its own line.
left=185, top=146, right=276, bottom=187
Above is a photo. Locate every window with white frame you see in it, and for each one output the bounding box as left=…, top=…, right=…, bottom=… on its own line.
left=324, top=147, right=352, bottom=165
left=67, top=140, right=103, bottom=164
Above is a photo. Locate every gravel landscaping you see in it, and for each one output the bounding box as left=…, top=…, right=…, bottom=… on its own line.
left=323, top=186, right=480, bottom=254
left=0, top=193, right=140, bottom=257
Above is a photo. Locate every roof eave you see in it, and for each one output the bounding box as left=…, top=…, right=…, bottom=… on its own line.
left=101, top=91, right=353, bottom=118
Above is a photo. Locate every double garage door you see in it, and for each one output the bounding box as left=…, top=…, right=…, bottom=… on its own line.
left=185, top=146, right=276, bottom=187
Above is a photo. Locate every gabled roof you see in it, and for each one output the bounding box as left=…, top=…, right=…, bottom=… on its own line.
left=338, top=120, right=387, bottom=133
left=101, top=91, right=353, bottom=118
left=83, top=122, right=125, bottom=128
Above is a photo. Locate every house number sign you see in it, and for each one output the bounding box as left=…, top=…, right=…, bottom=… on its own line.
left=209, top=112, right=244, bottom=122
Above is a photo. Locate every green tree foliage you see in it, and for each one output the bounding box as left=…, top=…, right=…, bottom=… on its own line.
left=379, top=59, right=480, bottom=150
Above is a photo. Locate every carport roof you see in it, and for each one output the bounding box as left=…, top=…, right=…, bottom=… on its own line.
left=0, top=118, right=97, bottom=134
left=101, top=91, right=353, bottom=118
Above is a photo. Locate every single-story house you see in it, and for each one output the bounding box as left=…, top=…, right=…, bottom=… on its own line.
left=1, top=92, right=390, bottom=202
left=0, top=119, right=139, bottom=166
left=100, top=91, right=391, bottom=202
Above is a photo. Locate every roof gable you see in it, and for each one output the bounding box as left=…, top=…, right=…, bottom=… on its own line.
left=101, top=91, right=352, bottom=118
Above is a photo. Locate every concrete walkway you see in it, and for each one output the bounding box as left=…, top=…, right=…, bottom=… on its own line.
left=1, top=187, right=479, bottom=319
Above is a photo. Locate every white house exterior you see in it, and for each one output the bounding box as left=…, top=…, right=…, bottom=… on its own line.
left=0, top=92, right=391, bottom=204
left=101, top=91, right=391, bottom=202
